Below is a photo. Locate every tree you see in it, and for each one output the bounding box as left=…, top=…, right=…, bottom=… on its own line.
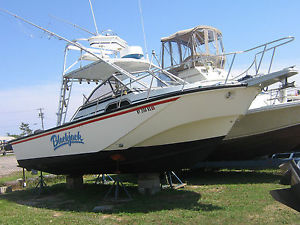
left=6, top=133, right=20, bottom=139
left=19, top=122, right=33, bottom=137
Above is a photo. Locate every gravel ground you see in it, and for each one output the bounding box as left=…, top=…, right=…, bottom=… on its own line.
left=0, top=155, right=22, bottom=177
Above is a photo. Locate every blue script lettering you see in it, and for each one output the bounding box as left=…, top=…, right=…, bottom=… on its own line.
left=50, top=131, right=84, bottom=150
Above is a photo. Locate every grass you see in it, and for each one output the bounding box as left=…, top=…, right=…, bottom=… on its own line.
left=0, top=154, right=15, bottom=157
left=0, top=169, right=299, bottom=224
left=0, top=171, right=38, bottom=183
left=0, top=171, right=59, bottom=188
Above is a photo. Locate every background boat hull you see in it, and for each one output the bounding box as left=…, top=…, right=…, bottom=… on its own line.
left=208, top=102, right=300, bottom=161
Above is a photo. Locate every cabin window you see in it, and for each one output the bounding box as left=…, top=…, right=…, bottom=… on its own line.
left=273, top=153, right=290, bottom=159
left=293, top=152, right=300, bottom=158
left=170, top=41, right=182, bottom=66
left=105, top=100, right=130, bottom=112
left=162, top=43, right=171, bottom=69
left=193, top=31, right=206, bottom=56
left=162, top=41, right=193, bottom=69
left=207, top=30, right=217, bottom=55
left=181, top=43, right=192, bottom=62
left=217, top=34, right=224, bottom=53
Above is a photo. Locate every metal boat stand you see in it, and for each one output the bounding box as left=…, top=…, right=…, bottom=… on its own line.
left=35, top=171, right=47, bottom=194
left=163, top=171, right=186, bottom=189
left=94, top=174, right=114, bottom=184
left=103, top=177, right=132, bottom=201
left=22, top=168, right=27, bottom=188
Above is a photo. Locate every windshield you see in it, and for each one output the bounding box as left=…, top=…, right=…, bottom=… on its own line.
left=162, top=27, right=225, bottom=70
left=87, top=78, right=129, bottom=103
left=86, top=67, right=183, bottom=104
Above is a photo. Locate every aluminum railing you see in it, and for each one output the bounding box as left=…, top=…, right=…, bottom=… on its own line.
left=223, top=36, right=294, bottom=83
left=265, top=86, right=300, bottom=105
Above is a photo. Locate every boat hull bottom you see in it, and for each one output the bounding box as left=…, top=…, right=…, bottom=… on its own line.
left=18, top=136, right=224, bottom=175
left=208, top=124, right=300, bottom=161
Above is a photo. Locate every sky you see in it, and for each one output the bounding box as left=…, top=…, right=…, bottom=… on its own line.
left=0, top=0, right=300, bottom=136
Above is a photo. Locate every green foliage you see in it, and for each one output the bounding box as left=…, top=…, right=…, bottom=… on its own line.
left=6, top=133, right=20, bottom=139
left=6, top=122, right=33, bottom=138
left=19, top=122, right=33, bottom=137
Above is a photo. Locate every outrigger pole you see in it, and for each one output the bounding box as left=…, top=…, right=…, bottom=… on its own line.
left=0, top=8, right=142, bottom=81
left=1, top=8, right=187, bottom=85
left=49, top=14, right=97, bottom=36
left=0, top=8, right=187, bottom=126
left=0, top=8, right=151, bottom=126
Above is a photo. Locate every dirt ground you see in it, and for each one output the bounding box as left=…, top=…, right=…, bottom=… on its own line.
left=0, top=155, right=22, bottom=177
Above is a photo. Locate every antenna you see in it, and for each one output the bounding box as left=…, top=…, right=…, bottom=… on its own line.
left=88, top=0, right=99, bottom=35
left=49, top=14, right=96, bottom=36
left=138, top=0, right=149, bottom=60
left=37, top=108, right=45, bottom=130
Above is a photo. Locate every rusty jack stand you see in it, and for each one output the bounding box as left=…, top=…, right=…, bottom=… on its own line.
left=165, top=171, right=186, bottom=189
left=35, top=171, right=47, bottom=194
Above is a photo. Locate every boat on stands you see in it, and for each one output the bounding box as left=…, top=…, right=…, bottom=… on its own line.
left=9, top=20, right=297, bottom=175
left=160, top=25, right=299, bottom=163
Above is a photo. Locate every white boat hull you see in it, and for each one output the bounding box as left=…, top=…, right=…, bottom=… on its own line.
left=11, top=85, right=259, bottom=174
left=208, top=101, right=300, bottom=161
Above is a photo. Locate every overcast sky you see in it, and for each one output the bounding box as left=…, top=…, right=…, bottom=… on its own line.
left=0, top=0, right=300, bottom=136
